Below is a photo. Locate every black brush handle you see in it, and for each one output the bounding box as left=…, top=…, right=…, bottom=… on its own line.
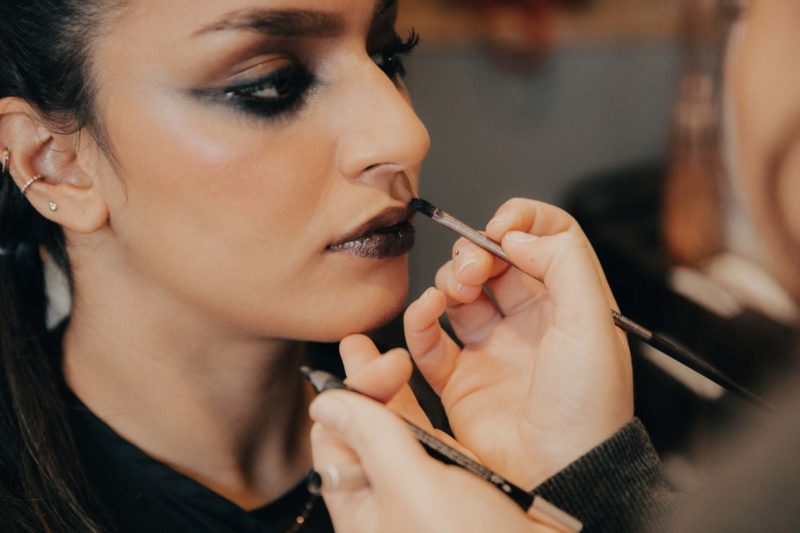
left=612, top=311, right=774, bottom=410
left=403, top=420, right=534, bottom=511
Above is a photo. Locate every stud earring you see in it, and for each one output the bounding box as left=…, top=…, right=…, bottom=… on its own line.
left=1, top=149, right=8, bottom=174
left=48, top=201, right=58, bottom=212
left=20, top=174, right=43, bottom=196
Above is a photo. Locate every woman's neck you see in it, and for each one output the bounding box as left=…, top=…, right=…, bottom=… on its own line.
left=63, top=271, right=313, bottom=510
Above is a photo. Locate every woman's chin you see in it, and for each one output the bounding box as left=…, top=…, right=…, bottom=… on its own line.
left=311, top=283, right=409, bottom=343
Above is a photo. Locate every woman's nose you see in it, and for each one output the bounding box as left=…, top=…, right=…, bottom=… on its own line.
left=335, top=62, right=431, bottom=188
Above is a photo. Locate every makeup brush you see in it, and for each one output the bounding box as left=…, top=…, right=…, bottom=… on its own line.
left=411, top=197, right=773, bottom=411
left=301, top=367, right=583, bottom=533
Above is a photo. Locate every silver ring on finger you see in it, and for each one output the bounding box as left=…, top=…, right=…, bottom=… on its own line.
left=307, top=464, right=369, bottom=495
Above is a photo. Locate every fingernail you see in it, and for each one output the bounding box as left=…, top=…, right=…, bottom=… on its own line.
left=420, top=287, right=435, bottom=302
left=456, top=257, right=478, bottom=278
left=487, top=216, right=506, bottom=230
left=505, top=231, right=538, bottom=244
left=309, top=396, right=350, bottom=432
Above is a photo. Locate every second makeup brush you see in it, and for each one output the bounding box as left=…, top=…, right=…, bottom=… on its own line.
left=301, top=367, right=583, bottom=533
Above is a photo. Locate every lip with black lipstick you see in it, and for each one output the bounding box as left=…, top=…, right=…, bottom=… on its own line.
left=326, top=206, right=416, bottom=259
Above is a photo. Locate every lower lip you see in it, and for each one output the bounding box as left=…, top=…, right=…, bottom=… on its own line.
left=327, top=222, right=416, bottom=259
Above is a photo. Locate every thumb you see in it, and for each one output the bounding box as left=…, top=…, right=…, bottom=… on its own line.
left=309, top=391, right=436, bottom=491
left=340, top=335, right=413, bottom=403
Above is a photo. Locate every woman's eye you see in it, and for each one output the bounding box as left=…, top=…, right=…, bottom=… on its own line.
left=220, top=64, right=315, bottom=119
left=372, top=29, right=421, bottom=81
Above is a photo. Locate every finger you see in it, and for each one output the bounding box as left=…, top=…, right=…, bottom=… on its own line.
left=340, top=335, right=434, bottom=428
left=431, top=260, right=505, bottom=344
left=485, top=198, right=576, bottom=240
left=485, top=265, right=548, bottom=317
left=501, top=231, right=612, bottom=333
left=439, top=238, right=509, bottom=307
left=309, top=422, right=370, bottom=523
left=441, top=289, right=504, bottom=345
left=310, top=422, right=359, bottom=470
left=341, top=335, right=412, bottom=403
left=434, top=259, right=484, bottom=305
left=339, top=334, right=381, bottom=374
left=310, top=401, right=519, bottom=533
left=485, top=197, right=608, bottom=289
left=451, top=237, right=507, bottom=286
left=403, top=288, right=463, bottom=395
left=486, top=198, right=618, bottom=309
left=309, top=391, right=437, bottom=492
left=345, top=349, right=413, bottom=404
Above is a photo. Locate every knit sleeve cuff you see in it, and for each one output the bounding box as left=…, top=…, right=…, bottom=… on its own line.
left=531, top=418, right=676, bottom=532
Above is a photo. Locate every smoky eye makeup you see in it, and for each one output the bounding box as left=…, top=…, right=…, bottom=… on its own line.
left=192, top=29, right=422, bottom=122
left=191, top=57, right=317, bottom=120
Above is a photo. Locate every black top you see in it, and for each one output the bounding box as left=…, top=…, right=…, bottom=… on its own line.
left=60, top=335, right=340, bottom=533
left=67, top=392, right=333, bottom=533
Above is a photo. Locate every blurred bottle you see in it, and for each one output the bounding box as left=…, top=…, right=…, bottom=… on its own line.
left=662, top=0, right=733, bottom=265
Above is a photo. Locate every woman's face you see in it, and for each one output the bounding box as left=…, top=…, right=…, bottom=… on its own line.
left=87, top=0, right=429, bottom=341
left=730, top=0, right=800, bottom=300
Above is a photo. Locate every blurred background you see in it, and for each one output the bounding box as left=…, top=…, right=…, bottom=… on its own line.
left=400, top=0, right=680, bottom=296
left=385, top=0, right=800, bottom=492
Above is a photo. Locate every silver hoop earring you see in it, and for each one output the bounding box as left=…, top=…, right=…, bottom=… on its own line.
left=48, top=201, right=58, bottom=212
left=20, top=174, right=43, bottom=196
left=1, top=149, right=8, bottom=174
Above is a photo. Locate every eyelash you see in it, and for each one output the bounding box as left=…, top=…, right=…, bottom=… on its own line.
left=217, top=29, right=422, bottom=120
left=371, top=28, right=421, bottom=80
left=222, top=64, right=315, bottom=119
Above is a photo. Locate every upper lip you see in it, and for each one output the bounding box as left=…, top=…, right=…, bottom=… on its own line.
left=328, top=205, right=415, bottom=247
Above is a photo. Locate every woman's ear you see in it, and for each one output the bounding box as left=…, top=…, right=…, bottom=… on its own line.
left=0, top=97, right=109, bottom=234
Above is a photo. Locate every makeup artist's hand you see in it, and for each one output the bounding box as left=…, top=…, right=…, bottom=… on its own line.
left=308, top=389, right=558, bottom=533
left=337, top=334, right=467, bottom=453
left=403, top=198, right=633, bottom=490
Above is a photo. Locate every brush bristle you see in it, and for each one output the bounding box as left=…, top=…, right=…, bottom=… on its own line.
left=410, top=198, right=438, bottom=218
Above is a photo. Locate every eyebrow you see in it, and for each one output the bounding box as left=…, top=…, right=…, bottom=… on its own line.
left=195, top=0, right=398, bottom=39
left=194, top=9, right=346, bottom=38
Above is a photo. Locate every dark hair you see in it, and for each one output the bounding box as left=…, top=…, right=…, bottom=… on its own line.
left=1, top=1, right=122, bottom=531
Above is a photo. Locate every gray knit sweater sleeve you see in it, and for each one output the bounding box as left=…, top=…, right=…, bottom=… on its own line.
left=530, top=418, right=677, bottom=532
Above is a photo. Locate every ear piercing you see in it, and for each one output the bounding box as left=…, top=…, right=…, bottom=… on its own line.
left=20, top=174, right=43, bottom=196
left=6, top=155, right=58, bottom=212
